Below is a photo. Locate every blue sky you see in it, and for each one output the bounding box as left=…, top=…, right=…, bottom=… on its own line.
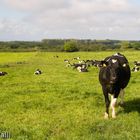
left=0, top=0, right=140, bottom=41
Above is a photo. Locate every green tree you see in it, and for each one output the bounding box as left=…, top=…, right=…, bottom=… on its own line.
left=131, top=42, right=140, bottom=50
left=120, top=41, right=130, bottom=50
left=63, top=41, right=79, bottom=52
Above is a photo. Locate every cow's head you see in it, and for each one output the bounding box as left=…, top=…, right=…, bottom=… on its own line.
left=99, top=58, right=120, bottom=84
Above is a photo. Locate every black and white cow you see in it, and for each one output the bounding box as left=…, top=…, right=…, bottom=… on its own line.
left=34, top=69, right=42, bottom=75
left=77, top=65, right=88, bottom=72
left=98, top=53, right=131, bottom=118
left=132, top=66, right=140, bottom=72
left=0, top=71, right=8, bottom=76
left=134, top=61, right=140, bottom=67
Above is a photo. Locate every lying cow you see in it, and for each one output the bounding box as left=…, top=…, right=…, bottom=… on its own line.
left=98, top=53, right=131, bottom=119
left=134, top=61, right=140, bottom=66
left=132, top=66, right=140, bottom=72
left=0, top=71, right=8, bottom=76
left=77, top=66, right=88, bottom=72
left=34, top=69, right=42, bottom=75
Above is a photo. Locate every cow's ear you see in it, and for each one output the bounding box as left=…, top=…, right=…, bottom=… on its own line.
left=103, top=63, right=107, bottom=67
left=99, top=61, right=108, bottom=67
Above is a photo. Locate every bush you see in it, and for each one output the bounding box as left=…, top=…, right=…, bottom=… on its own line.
left=63, top=41, right=79, bottom=52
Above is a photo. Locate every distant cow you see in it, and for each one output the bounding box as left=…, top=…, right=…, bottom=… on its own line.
left=86, top=60, right=104, bottom=67
left=134, top=61, right=140, bottom=66
left=0, top=71, right=8, bottom=76
left=34, top=69, right=42, bottom=75
left=73, top=57, right=80, bottom=60
left=98, top=53, right=131, bottom=118
left=92, top=60, right=104, bottom=67
left=77, top=66, right=88, bottom=72
left=132, top=66, right=140, bottom=72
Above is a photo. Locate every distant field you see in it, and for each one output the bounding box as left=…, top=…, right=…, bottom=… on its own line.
left=0, top=51, right=140, bottom=140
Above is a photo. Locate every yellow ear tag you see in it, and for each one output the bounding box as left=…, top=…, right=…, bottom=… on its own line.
left=103, top=64, right=106, bottom=67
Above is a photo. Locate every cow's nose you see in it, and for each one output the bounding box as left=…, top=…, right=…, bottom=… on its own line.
left=112, top=76, right=116, bottom=80
left=110, top=77, right=117, bottom=84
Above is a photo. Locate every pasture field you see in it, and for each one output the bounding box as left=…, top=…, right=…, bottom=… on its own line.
left=0, top=51, right=140, bottom=140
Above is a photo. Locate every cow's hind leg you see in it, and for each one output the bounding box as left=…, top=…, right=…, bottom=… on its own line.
left=119, top=89, right=125, bottom=106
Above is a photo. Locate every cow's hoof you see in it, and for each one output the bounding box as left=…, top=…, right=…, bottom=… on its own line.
left=104, top=112, right=109, bottom=119
left=112, top=115, right=116, bottom=119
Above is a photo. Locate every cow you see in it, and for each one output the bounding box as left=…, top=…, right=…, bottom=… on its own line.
left=77, top=65, right=88, bottom=72
left=98, top=53, right=131, bottom=119
left=0, top=72, right=8, bottom=76
left=134, top=61, right=140, bottom=67
left=92, top=60, right=104, bottom=67
left=34, top=69, right=42, bottom=75
left=85, top=60, right=104, bottom=67
left=132, top=66, right=140, bottom=72
left=73, top=57, right=80, bottom=60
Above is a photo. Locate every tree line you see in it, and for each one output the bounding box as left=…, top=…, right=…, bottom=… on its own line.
left=0, top=39, right=140, bottom=52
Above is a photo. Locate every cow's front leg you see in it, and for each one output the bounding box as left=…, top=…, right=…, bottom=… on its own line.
left=110, top=95, right=117, bottom=118
left=103, top=88, right=110, bottom=119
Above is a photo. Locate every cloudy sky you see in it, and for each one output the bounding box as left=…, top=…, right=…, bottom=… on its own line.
left=0, top=0, right=140, bottom=41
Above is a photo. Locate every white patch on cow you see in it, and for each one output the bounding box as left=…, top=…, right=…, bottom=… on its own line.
left=113, top=53, right=123, bottom=57
left=34, top=71, right=40, bottom=74
left=114, top=53, right=119, bottom=56
left=123, top=63, right=127, bottom=67
left=77, top=66, right=82, bottom=72
left=64, top=60, right=69, bottom=63
left=110, top=95, right=117, bottom=118
left=104, top=112, right=109, bottom=119
left=66, top=64, right=71, bottom=67
left=135, top=67, right=139, bottom=72
left=79, top=61, right=82, bottom=64
left=112, top=59, right=117, bottom=63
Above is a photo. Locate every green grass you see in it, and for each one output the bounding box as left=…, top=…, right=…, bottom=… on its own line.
left=0, top=51, right=140, bottom=140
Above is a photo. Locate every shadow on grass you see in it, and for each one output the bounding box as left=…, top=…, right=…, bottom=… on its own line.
left=121, top=98, right=140, bottom=114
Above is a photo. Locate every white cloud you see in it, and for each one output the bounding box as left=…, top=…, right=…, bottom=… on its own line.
left=3, top=0, right=71, bottom=12
left=0, top=0, right=140, bottom=40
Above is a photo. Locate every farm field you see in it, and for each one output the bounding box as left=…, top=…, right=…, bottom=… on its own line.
left=0, top=51, right=140, bottom=140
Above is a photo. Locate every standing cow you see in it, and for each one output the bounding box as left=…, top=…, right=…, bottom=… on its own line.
left=98, top=53, right=131, bottom=119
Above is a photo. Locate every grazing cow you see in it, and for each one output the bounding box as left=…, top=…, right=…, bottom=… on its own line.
left=64, top=58, right=90, bottom=72
left=86, top=60, right=103, bottom=67
left=34, top=69, right=42, bottom=75
left=73, top=57, right=80, bottom=60
left=72, top=63, right=87, bottom=70
left=0, top=72, right=8, bottom=76
left=92, top=60, right=104, bottom=67
left=98, top=53, right=131, bottom=118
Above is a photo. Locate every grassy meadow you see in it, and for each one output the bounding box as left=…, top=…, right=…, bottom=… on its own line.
left=0, top=51, right=140, bottom=140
